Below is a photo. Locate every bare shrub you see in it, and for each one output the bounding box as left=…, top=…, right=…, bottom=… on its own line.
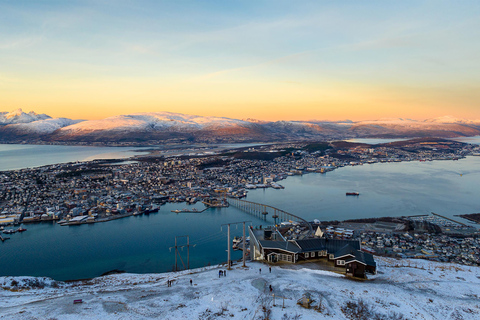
left=281, top=313, right=302, bottom=320
left=341, top=299, right=374, bottom=320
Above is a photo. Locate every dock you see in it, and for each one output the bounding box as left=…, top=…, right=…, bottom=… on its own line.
left=0, top=234, right=10, bottom=242
left=59, top=213, right=134, bottom=226
left=171, top=208, right=208, bottom=213
left=431, top=212, right=467, bottom=226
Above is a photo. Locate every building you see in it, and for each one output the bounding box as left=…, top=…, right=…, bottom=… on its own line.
left=249, top=227, right=376, bottom=278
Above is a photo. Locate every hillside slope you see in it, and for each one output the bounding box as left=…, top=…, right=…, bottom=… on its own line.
left=1, top=258, right=479, bottom=319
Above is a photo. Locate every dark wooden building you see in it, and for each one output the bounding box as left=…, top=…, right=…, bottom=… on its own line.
left=249, top=227, right=376, bottom=278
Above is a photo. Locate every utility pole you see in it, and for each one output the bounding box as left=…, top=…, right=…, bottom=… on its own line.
left=169, top=235, right=194, bottom=271
left=242, top=221, right=246, bottom=267
left=227, top=224, right=231, bottom=270
left=221, top=221, right=251, bottom=270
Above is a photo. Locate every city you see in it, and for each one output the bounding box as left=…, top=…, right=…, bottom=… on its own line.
left=2, top=138, right=479, bottom=267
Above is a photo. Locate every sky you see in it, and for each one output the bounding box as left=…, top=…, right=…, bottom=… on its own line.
left=1, top=0, right=480, bottom=121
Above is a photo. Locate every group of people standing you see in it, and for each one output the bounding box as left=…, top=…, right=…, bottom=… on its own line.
left=218, top=269, right=228, bottom=278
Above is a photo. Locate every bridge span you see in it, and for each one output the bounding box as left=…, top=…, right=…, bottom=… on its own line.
left=227, top=198, right=313, bottom=235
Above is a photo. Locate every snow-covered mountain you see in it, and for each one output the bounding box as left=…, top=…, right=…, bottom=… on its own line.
left=0, top=108, right=50, bottom=124
left=1, top=109, right=480, bottom=144
left=4, top=118, right=84, bottom=135
left=57, top=112, right=252, bottom=133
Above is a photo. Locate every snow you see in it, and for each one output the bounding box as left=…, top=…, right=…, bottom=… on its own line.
left=2, top=109, right=480, bottom=138
left=426, top=116, right=480, bottom=124
left=58, top=112, right=251, bottom=133
left=6, top=118, right=84, bottom=134
left=0, top=108, right=50, bottom=124
left=1, top=258, right=479, bottom=319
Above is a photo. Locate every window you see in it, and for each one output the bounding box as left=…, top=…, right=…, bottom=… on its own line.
left=305, top=252, right=309, bottom=258
left=338, top=260, right=345, bottom=266
left=279, top=254, right=292, bottom=262
left=329, top=254, right=334, bottom=260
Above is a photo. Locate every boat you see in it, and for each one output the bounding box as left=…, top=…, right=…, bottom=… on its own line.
left=3, top=229, right=16, bottom=234
left=144, top=205, right=160, bottom=214
left=16, top=227, right=27, bottom=232
left=346, top=192, right=359, bottom=196
left=232, top=236, right=250, bottom=250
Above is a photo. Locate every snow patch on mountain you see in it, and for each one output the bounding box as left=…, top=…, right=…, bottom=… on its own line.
left=426, top=116, right=480, bottom=124
left=58, top=112, right=252, bottom=133
left=7, top=118, right=84, bottom=134
left=0, top=108, right=50, bottom=124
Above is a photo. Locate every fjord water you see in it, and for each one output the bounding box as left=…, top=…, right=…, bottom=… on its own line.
left=0, top=203, right=265, bottom=281
left=1, top=157, right=479, bottom=280
left=1, top=139, right=480, bottom=280
left=0, top=143, right=268, bottom=171
left=0, top=144, right=150, bottom=171
left=247, top=156, right=480, bottom=223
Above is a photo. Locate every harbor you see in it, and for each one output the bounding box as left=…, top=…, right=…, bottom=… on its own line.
left=1, top=146, right=480, bottom=280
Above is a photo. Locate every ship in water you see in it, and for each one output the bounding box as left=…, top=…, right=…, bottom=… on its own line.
left=346, top=192, right=360, bottom=196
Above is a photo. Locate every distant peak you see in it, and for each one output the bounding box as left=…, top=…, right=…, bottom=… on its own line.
left=243, top=118, right=266, bottom=123
left=426, top=116, right=467, bottom=124
left=6, top=108, right=24, bottom=118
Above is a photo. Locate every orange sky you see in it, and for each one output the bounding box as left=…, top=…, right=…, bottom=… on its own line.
left=1, top=1, right=480, bottom=121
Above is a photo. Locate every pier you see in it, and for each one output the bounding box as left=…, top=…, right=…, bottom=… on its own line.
left=431, top=212, right=467, bottom=226
left=227, top=198, right=313, bottom=235
left=171, top=208, right=208, bottom=213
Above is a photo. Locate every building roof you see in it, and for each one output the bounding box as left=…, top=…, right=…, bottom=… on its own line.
left=333, top=244, right=359, bottom=259
left=259, top=240, right=301, bottom=253
left=339, top=246, right=376, bottom=267
left=294, top=238, right=360, bottom=253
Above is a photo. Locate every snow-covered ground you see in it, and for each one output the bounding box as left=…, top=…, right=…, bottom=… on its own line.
left=1, top=257, right=479, bottom=319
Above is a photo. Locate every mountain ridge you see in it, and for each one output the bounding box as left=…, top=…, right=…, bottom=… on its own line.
left=1, top=109, right=480, bottom=145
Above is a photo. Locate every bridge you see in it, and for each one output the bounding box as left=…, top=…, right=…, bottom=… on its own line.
left=227, top=198, right=313, bottom=235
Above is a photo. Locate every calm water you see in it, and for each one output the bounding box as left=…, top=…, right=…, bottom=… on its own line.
left=450, top=135, right=480, bottom=145
left=0, top=143, right=271, bottom=172
left=0, top=144, right=151, bottom=171
left=1, top=141, right=480, bottom=280
left=346, top=138, right=409, bottom=144
left=247, top=157, right=480, bottom=223
left=0, top=203, right=267, bottom=280
left=350, top=135, right=480, bottom=145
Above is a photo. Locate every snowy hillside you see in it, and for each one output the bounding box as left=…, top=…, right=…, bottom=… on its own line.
left=0, top=108, right=50, bottom=124
left=2, top=109, right=480, bottom=144
left=425, top=116, right=480, bottom=125
left=57, top=112, right=252, bottom=133
left=1, top=257, right=479, bottom=319
left=4, top=118, right=84, bottom=134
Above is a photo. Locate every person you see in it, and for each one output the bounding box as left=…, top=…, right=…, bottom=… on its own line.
left=219, top=270, right=223, bottom=278
left=224, top=270, right=227, bottom=277
left=269, top=285, right=273, bottom=292
left=190, top=279, right=193, bottom=286
left=269, top=267, right=271, bottom=273
left=259, top=268, right=262, bottom=274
